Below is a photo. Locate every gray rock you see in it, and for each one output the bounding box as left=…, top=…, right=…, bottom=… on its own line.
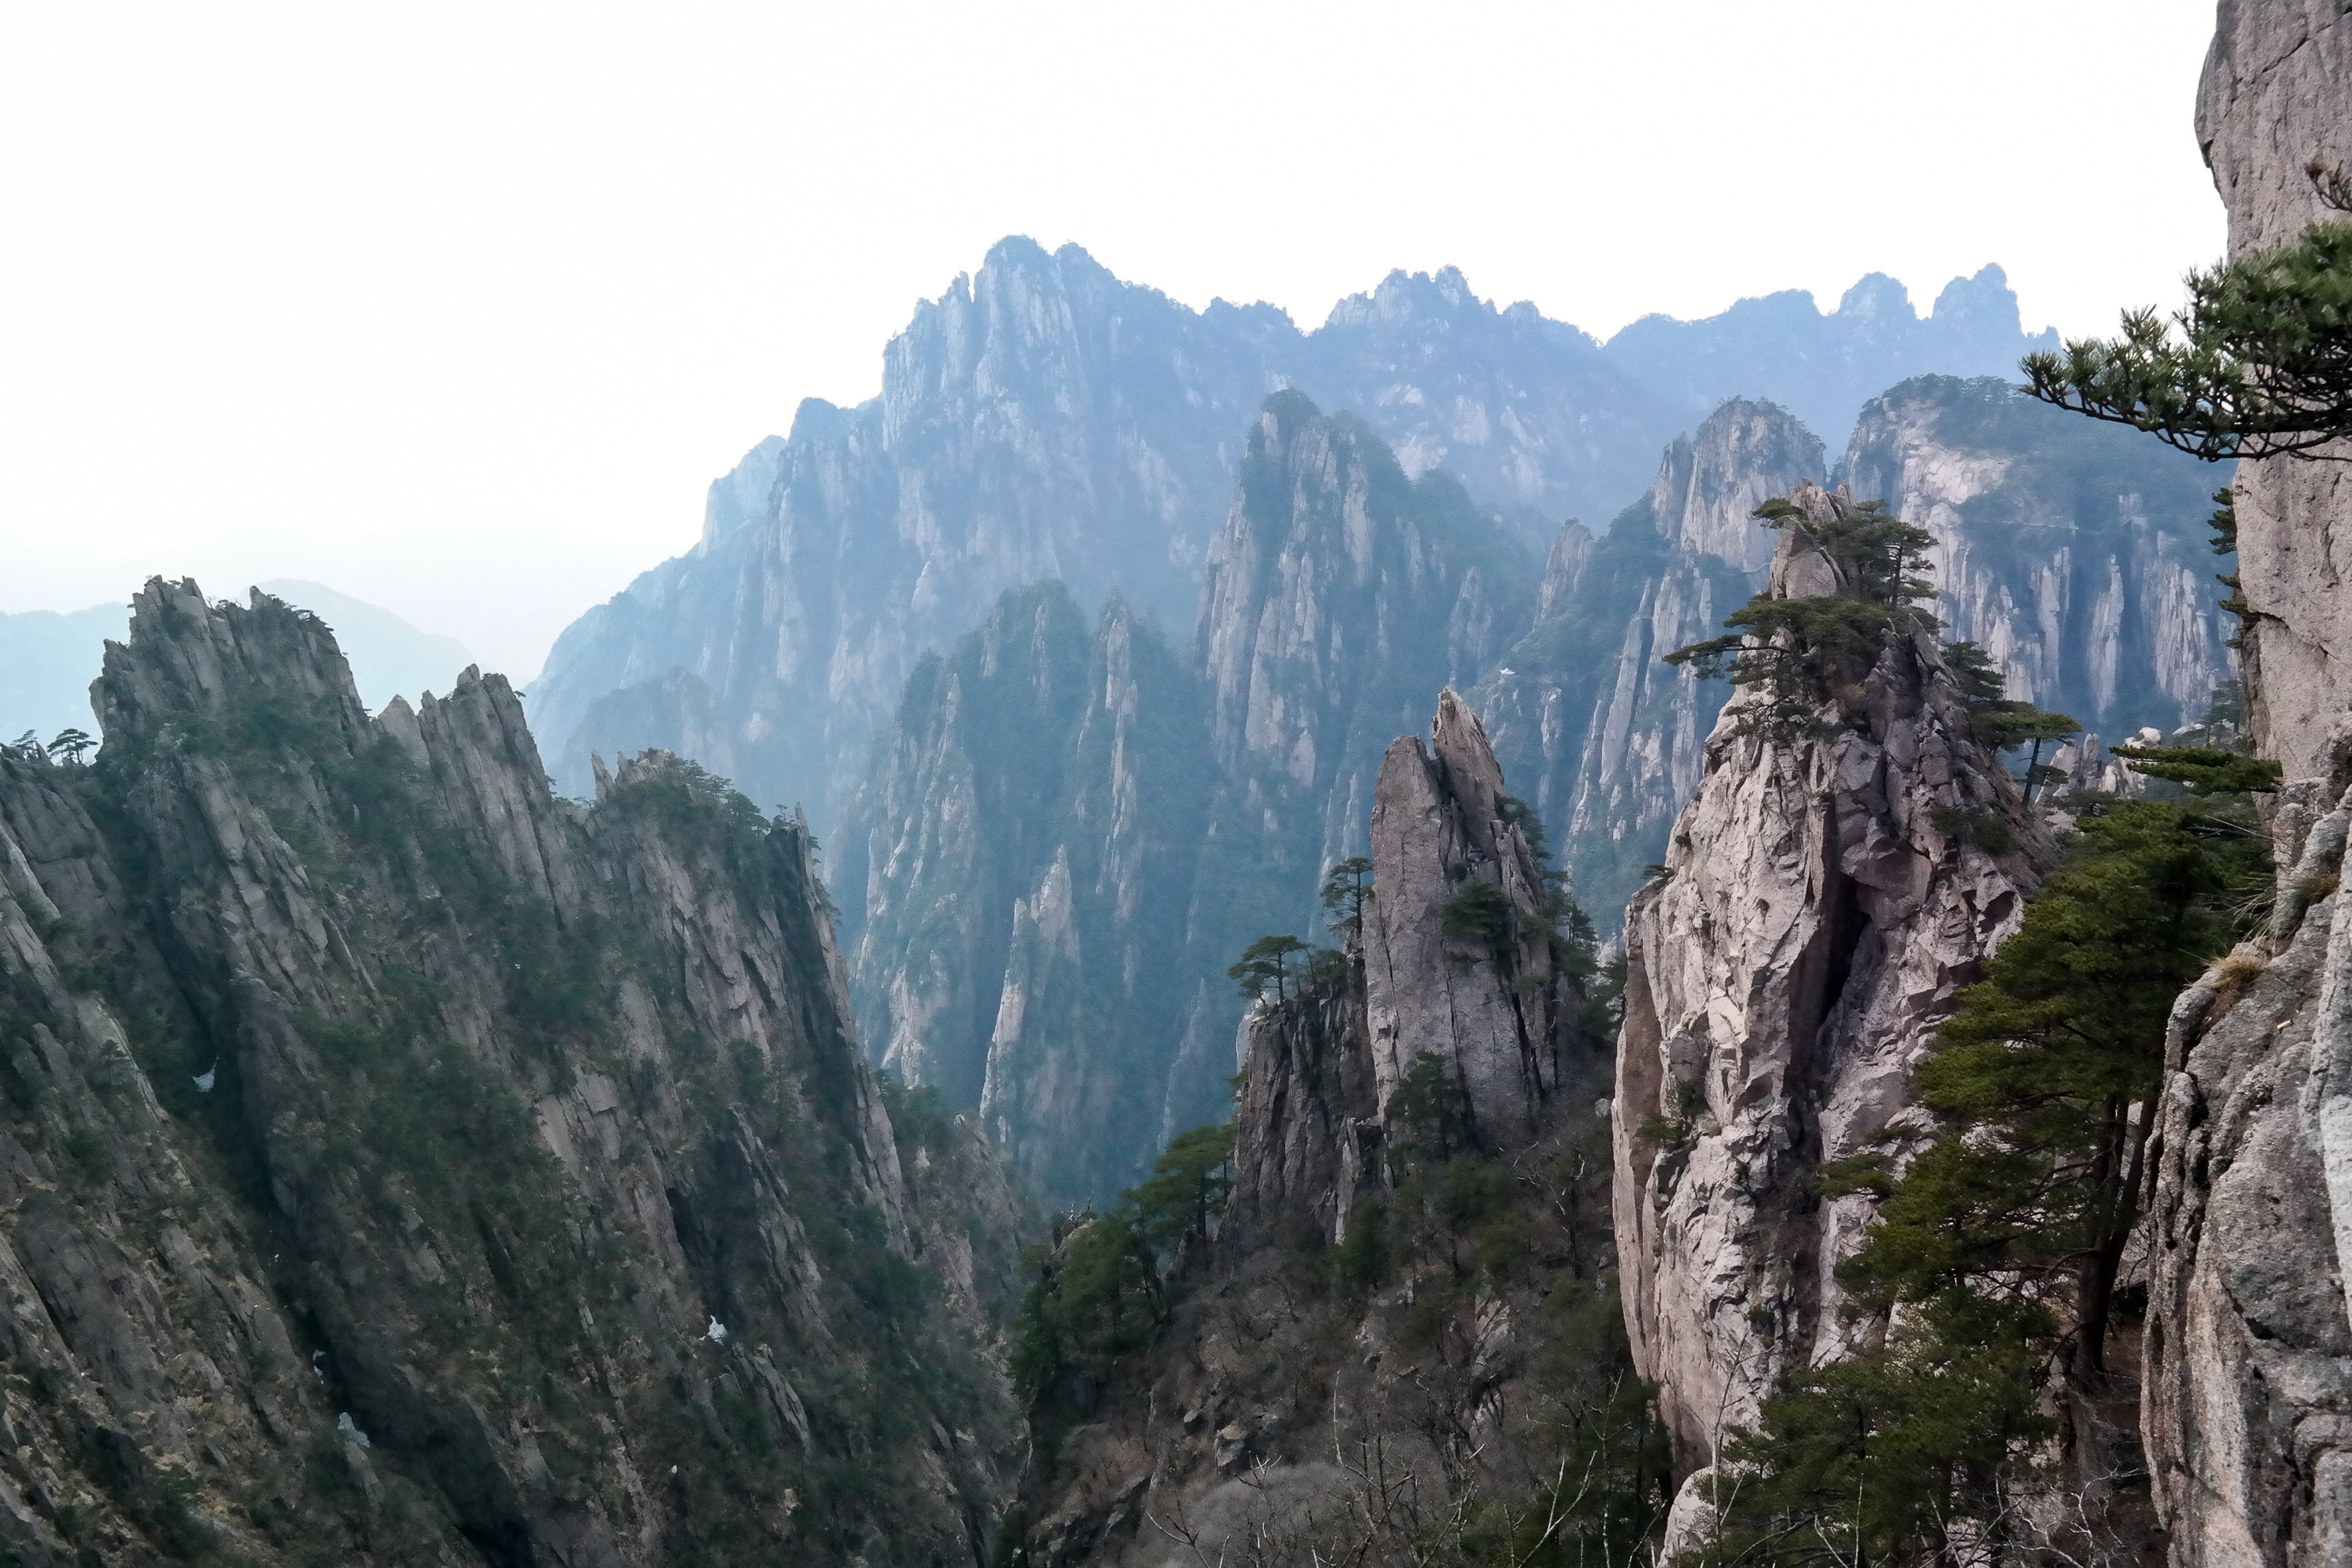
left=1612, top=484, right=2045, bottom=1479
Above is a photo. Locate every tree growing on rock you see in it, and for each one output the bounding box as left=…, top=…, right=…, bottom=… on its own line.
left=2023, top=171, right=2352, bottom=459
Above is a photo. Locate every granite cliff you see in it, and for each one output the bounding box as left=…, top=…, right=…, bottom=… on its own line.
left=844, top=394, right=1533, bottom=1206
left=0, top=581, right=1023, bottom=1565
left=852, top=384, right=2233, bottom=1208
left=2138, top=7, right=2352, bottom=1563
left=1608, top=485, right=2049, bottom=1521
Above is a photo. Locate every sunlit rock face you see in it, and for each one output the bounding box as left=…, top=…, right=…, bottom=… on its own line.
left=1610, top=486, right=2047, bottom=1499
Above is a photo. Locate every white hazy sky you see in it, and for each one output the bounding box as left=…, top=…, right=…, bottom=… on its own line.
left=0, top=2, right=2224, bottom=683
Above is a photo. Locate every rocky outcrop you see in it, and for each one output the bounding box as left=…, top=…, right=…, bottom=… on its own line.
left=1004, top=692, right=1623, bottom=1567
left=0, top=580, right=1022, bottom=1565
left=1197, top=390, right=1536, bottom=874
left=841, top=584, right=1228, bottom=1207
left=1844, top=374, right=2232, bottom=736
left=853, top=383, right=2232, bottom=1212
left=1611, top=485, right=2047, bottom=1488
left=1362, top=690, right=1572, bottom=1141
left=2135, top=9, right=2352, bottom=1563
left=1647, top=399, right=1829, bottom=575
left=2198, top=0, right=2352, bottom=783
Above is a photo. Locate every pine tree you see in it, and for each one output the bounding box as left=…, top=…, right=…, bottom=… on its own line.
left=2021, top=180, right=2352, bottom=459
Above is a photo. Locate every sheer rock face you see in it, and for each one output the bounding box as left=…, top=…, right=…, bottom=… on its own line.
left=1196, top=391, right=1535, bottom=870
left=1647, top=398, right=1828, bottom=576
left=1843, top=375, right=2229, bottom=736
left=0, top=579, right=1020, bottom=1565
left=2199, top=3, right=2352, bottom=781
left=1363, top=690, right=1569, bottom=1142
left=1473, top=399, right=1822, bottom=921
left=2138, top=10, right=2352, bottom=1561
left=1225, top=972, right=1377, bottom=1248
left=1611, top=487, right=2044, bottom=1481
left=2144, top=783, right=2352, bottom=1568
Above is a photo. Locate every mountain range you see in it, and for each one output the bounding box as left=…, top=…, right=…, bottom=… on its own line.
left=522, top=242, right=2056, bottom=835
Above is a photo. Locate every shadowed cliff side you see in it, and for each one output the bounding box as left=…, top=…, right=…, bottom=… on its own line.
left=0, top=580, right=1024, bottom=1566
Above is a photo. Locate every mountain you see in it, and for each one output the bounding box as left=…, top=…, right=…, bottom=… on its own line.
left=1473, top=399, right=1823, bottom=919
left=1603, top=265, right=2059, bottom=456
left=525, top=241, right=2061, bottom=836
left=845, top=392, right=1535, bottom=1207
left=0, top=584, right=473, bottom=747
left=1004, top=693, right=1640, bottom=1565
left=1842, top=376, right=2229, bottom=732
left=0, top=580, right=1023, bottom=1564
left=255, top=580, right=475, bottom=712
left=848, top=386, right=2233, bottom=1207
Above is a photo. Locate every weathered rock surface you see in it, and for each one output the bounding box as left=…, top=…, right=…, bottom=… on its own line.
left=1196, top=391, right=1535, bottom=876
left=1845, top=374, right=2231, bottom=734
left=2137, top=9, right=2352, bottom=1561
left=2197, top=1, right=2352, bottom=782
left=1005, top=693, right=1622, bottom=1567
left=1611, top=485, right=2047, bottom=1485
left=0, top=580, right=1024, bottom=1565
left=1474, top=400, right=1822, bottom=919
left=1362, top=690, right=1571, bottom=1140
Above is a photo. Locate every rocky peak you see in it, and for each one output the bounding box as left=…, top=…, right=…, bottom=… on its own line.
left=1362, top=690, right=1572, bottom=1144
left=1197, top=391, right=1533, bottom=803
left=1535, top=520, right=1595, bottom=619
left=0, top=579, right=1023, bottom=1563
left=1842, top=374, right=2229, bottom=736
left=1926, top=262, right=2027, bottom=344
left=1648, top=399, right=1826, bottom=574
left=1612, top=493, right=2046, bottom=1498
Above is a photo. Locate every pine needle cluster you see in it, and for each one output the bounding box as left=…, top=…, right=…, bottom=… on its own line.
left=2021, top=184, right=2352, bottom=460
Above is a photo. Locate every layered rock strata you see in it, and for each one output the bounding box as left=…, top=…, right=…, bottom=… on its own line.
left=0, top=580, right=1021, bottom=1565
left=1611, top=484, right=2046, bottom=1486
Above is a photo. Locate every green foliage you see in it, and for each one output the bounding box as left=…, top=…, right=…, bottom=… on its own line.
left=2112, top=742, right=2282, bottom=795
left=1926, top=803, right=2017, bottom=855
left=1010, top=1123, right=1237, bottom=1399
left=2021, top=210, right=2352, bottom=459
left=1664, top=496, right=1940, bottom=740
left=1701, top=1293, right=2055, bottom=1568
left=1388, top=1050, right=1474, bottom=1166
left=1707, top=799, right=2267, bottom=1563
left=1440, top=879, right=1515, bottom=953
left=1970, top=701, right=2080, bottom=802
left=1318, top=854, right=1373, bottom=940
left=1939, top=639, right=2007, bottom=706
left=1125, top=1123, right=1237, bottom=1257
left=1227, top=932, right=1307, bottom=1003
